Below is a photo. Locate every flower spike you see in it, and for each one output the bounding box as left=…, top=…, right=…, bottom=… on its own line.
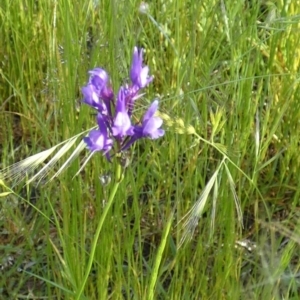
left=82, top=47, right=164, bottom=159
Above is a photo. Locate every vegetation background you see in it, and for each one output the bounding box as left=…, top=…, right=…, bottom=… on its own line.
left=1, top=0, right=300, bottom=299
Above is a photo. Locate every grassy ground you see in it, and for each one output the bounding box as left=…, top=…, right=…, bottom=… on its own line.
left=1, top=0, right=300, bottom=299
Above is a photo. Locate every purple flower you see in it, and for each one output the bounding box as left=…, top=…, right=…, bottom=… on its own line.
left=139, top=100, right=165, bottom=139
left=82, top=47, right=164, bottom=160
left=89, top=68, right=108, bottom=88
left=82, top=84, right=107, bottom=114
left=84, top=114, right=113, bottom=154
left=82, top=68, right=114, bottom=115
left=88, top=68, right=114, bottom=101
left=122, top=100, right=164, bottom=150
left=130, top=47, right=153, bottom=89
left=112, top=87, right=134, bottom=139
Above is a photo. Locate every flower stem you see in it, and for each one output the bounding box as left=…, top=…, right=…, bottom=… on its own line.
left=76, top=163, right=123, bottom=299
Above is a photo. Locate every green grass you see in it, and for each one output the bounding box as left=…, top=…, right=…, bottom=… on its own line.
left=1, top=0, right=300, bottom=299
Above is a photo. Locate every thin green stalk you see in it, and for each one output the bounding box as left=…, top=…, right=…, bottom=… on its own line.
left=147, top=210, right=174, bottom=300
left=76, top=162, right=123, bottom=300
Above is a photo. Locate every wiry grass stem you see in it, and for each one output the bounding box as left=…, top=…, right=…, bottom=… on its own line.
left=75, top=162, right=123, bottom=299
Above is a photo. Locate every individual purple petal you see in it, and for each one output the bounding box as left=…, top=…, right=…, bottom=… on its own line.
left=89, top=68, right=109, bottom=89
left=84, top=114, right=113, bottom=153
left=112, top=112, right=133, bottom=137
left=121, top=100, right=164, bottom=150
left=89, top=68, right=113, bottom=96
left=142, top=116, right=164, bottom=139
left=112, top=87, right=134, bottom=138
left=130, top=47, right=142, bottom=84
left=141, top=100, right=165, bottom=139
left=139, top=65, right=152, bottom=88
left=130, top=47, right=153, bottom=89
left=82, top=84, right=105, bottom=112
left=89, top=68, right=114, bottom=100
left=143, top=99, right=158, bottom=121
left=84, top=130, right=106, bottom=152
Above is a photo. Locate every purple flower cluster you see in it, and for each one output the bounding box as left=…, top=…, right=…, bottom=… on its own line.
left=82, top=47, right=164, bottom=160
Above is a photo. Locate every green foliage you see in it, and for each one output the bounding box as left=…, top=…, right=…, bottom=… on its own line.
left=1, top=0, right=300, bottom=298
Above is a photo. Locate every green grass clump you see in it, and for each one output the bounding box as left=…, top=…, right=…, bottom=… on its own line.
left=1, top=0, right=300, bottom=299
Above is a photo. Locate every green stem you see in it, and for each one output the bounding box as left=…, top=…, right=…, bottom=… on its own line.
left=147, top=210, right=174, bottom=300
left=76, top=163, right=123, bottom=300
